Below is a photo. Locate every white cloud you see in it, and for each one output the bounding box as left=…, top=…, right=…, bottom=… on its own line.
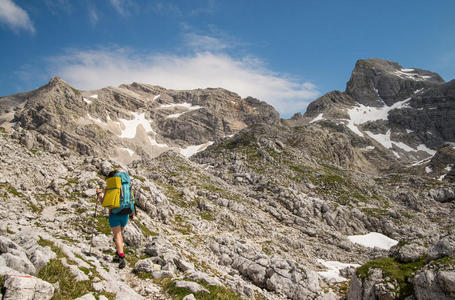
left=48, top=47, right=319, bottom=116
left=88, top=6, right=98, bottom=25
left=183, top=33, right=229, bottom=51
left=0, top=0, right=35, bottom=33
left=110, top=0, right=136, bottom=16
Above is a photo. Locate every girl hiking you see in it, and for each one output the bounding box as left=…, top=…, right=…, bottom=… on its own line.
left=96, top=170, right=135, bottom=269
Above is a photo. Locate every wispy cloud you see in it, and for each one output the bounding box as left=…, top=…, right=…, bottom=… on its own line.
left=88, top=6, right=99, bottom=25
left=191, top=0, right=217, bottom=16
left=183, top=33, right=229, bottom=52
left=109, top=0, right=136, bottom=16
left=44, top=0, right=72, bottom=15
left=0, top=0, right=35, bottom=33
left=48, top=46, right=318, bottom=116
left=152, top=1, right=182, bottom=17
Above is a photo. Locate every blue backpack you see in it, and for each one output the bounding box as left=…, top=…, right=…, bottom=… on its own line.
left=111, top=172, right=135, bottom=215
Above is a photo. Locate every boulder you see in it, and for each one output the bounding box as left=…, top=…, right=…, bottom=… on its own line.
left=395, top=243, right=427, bottom=263
left=74, top=293, right=97, bottom=300
left=1, top=253, right=36, bottom=275
left=186, top=271, right=223, bottom=286
left=134, top=258, right=161, bottom=273
left=182, top=294, right=196, bottom=300
left=414, top=270, right=455, bottom=300
left=174, top=281, right=209, bottom=294
left=174, top=257, right=195, bottom=272
left=428, top=233, right=455, bottom=260
left=122, top=222, right=144, bottom=247
left=2, top=275, right=54, bottom=300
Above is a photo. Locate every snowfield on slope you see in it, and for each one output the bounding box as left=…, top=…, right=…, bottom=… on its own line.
left=348, top=232, right=398, bottom=250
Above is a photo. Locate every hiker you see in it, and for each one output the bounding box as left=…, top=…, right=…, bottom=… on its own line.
left=96, top=170, right=135, bottom=269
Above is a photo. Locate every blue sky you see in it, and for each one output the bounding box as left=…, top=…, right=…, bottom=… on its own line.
left=1, top=0, right=454, bottom=117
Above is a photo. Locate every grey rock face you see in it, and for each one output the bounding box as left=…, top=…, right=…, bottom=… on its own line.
left=346, top=58, right=444, bottom=106
left=428, top=232, right=455, bottom=260
left=388, top=81, right=455, bottom=149
left=347, top=268, right=398, bottom=300
left=134, top=258, right=161, bottom=273
left=304, top=91, right=356, bottom=119
left=122, top=221, right=144, bottom=247
left=174, top=281, right=209, bottom=294
left=2, top=275, right=54, bottom=300
left=413, top=270, right=455, bottom=300
left=396, top=243, right=427, bottom=263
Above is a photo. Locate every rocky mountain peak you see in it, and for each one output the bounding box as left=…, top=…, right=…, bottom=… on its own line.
left=346, top=58, right=445, bottom=106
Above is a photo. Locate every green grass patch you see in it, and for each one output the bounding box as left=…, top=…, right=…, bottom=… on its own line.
left=133, top=175, right=146, bottom=183
left=361, top=207, right=389, bottom=219
left=6, top=225, right=15, bottom=234
left=356, top=256, right=427, bottom=299
left=64, top=177, right=79, bottom=186
left=37, top=259, right=92, bottom=300
left=0, top=182, right=24, bottom=197
left=173, top=215, right=192, bottom=235
left=95, top=216, right=111, bottom=235
left=429, top=255, right=455, bottom=270
left=199, top=211, right=213, bottom=221
left=161, top=278, right=243, bottom=300
left=135, top=221, right=159, bottom=237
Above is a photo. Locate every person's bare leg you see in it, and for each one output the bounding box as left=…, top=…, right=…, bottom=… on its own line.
left=111, top=225, right=123, bottom=255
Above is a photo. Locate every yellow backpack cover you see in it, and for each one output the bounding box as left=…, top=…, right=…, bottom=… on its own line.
left=102, top=177, right=121, bottom=208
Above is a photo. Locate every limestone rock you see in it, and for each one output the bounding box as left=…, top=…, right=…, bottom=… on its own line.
left=2, top=275, right=54, bottom=300
left=413, top=270, right=455, bottom=300
left=134, top=258, right=161, bottom=273
left=174, top=281, right=209, bottom=294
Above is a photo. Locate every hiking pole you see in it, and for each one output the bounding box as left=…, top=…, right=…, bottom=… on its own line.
left=89, top=200, right=98, bottom=256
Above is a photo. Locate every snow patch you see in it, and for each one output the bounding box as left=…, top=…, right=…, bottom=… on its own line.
left=166, top=112, right=185, bottom=119
left=118, top=113, right=154, bottom=139
left=345, top=98, right=411, bottom=137
left=90, top=94, right=98, bottom=99
left=364, top=130, right=435, bottom=155
left=153, top=94, right=160, bottom=100
left=393, top=70, right=432, bottom=81
left=317, top=259, right=360, bottom=282
left=83, top=98, right=92, bottom=104
left=310, top=113, right=324, bottom=124
left=425, top=166, right=433, bottom=173
left=180, top=141, right=214, bottom=158
left=159, top=103, right=194, bottom=109
left=410, top=157, right=432, bottom=167
left=406, top=129, right=414, bottom=134
left=392, top=151, right=400, bottom=158
left=416, top=144, right=436, bottom=156
left=348, top=232, right=398, bottom=250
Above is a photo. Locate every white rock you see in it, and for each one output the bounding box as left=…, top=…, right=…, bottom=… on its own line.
left=2, top=275, right=54, bottom=300
left=174, top=281, right=210, bottom=294
left=74, top=293, right=97, bottom=300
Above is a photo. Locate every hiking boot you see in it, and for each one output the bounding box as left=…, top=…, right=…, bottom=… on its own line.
left=112, top=255, right=121, bottom=263
left=119, top=257, right=126, bottom=269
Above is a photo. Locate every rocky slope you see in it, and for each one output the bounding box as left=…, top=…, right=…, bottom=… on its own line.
left=0, top=58, right=454, bottom=300
left=0, top=78, right=279, bottom=164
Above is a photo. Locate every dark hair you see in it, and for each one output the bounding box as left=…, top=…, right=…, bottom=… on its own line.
left=107, top=170, right=119, bottom=178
